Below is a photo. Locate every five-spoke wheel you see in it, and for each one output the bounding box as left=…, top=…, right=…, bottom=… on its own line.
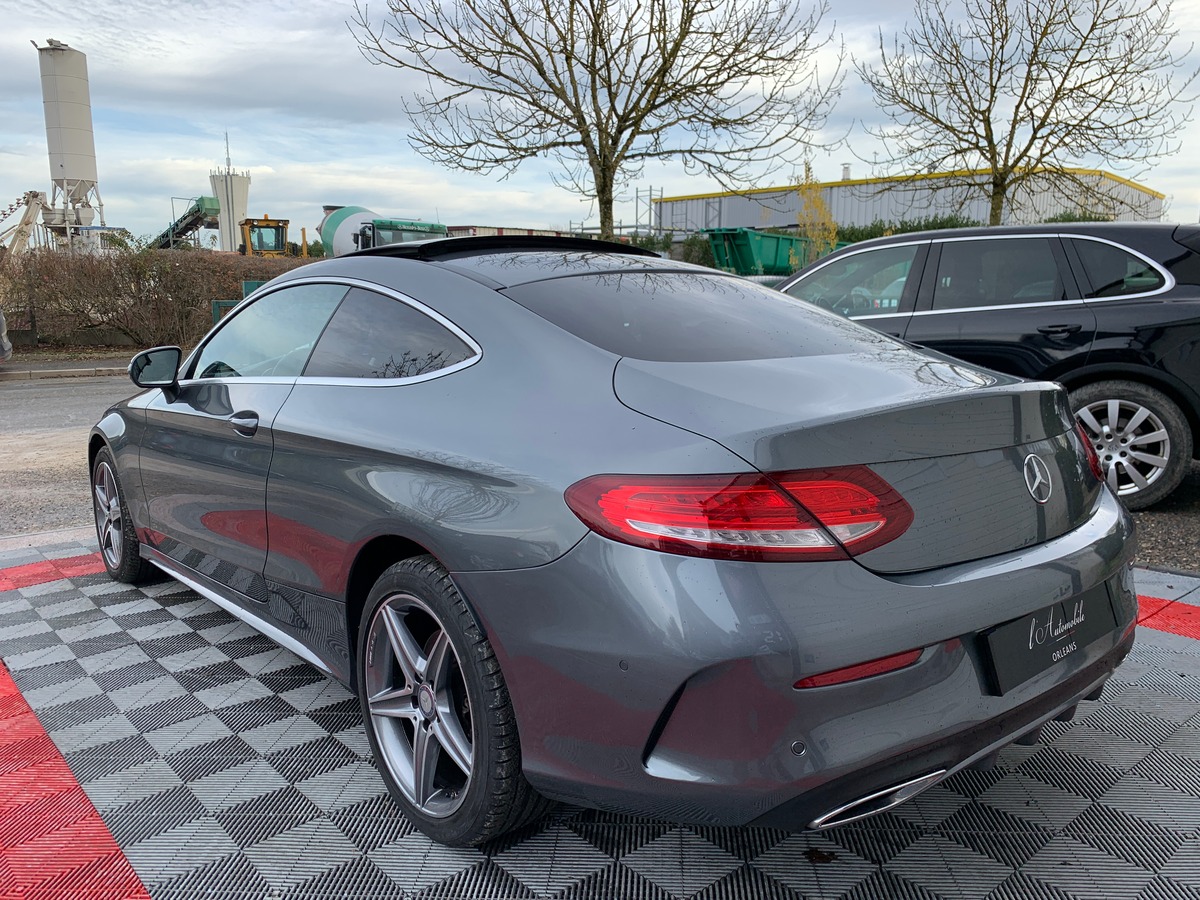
left=90, top=447, right=154, bottom=583
left=363, top=592, right=475, bottom=818
left=93, top=458, right=124, bottom=571
left=356, top=556, right=547, bottom=845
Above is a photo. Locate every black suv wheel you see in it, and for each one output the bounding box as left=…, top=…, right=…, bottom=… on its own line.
left=1071, top=381, right=1192, bottom=510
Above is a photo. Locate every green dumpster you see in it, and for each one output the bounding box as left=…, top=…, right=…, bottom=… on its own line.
left=211, top=299, right=237, bottom=323
left=704, top=228, right=810, bottom=276
left=213, top=281, right=270, bottom=324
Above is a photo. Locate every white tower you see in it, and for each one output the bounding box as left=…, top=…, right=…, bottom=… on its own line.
left=37, top=39, right=104, bottom=231
left=210, top=136, right=250, bottom=251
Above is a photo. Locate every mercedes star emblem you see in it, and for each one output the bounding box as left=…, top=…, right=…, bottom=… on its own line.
left=1024, top=454, right=1053, bottom=504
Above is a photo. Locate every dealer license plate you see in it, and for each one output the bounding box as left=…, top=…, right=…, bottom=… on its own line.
left=984, top=584, right=1118, bottom=695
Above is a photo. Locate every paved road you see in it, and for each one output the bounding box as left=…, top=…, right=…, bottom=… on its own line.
left=0, top=376, right=138, bottom=537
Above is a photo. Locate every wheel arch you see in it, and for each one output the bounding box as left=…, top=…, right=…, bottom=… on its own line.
left=342, top=534, right=438, bottom=689
left=87, top=430, right=110, bottom=470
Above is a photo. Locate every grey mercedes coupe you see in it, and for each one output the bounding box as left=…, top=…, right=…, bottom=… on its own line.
left=90, top=236, right=1136, bottom=846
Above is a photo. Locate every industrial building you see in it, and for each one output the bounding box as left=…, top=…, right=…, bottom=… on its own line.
left=653, top=167, right=1165, bottom=234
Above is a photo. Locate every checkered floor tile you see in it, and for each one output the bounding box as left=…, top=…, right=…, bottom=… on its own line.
left=2, top=538, right=1199, bottom=899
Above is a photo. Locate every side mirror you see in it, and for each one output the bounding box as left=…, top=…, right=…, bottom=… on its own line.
left=130, top=346, right=182, bottom=391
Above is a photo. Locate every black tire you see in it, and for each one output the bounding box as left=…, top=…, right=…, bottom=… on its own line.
left=356, top=555, right=549, bottom=846
left=91, top=447, right=156, bottom=584
left=1070, top=380, right=1193, bottom=510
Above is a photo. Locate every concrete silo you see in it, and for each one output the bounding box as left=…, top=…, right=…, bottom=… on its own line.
left=210, top=166, right=250, bottom=252
left=37, top=39, right=105, bottom=235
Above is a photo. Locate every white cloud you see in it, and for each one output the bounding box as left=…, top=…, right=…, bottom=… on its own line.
left=1, top=0, right=1197, bottom=242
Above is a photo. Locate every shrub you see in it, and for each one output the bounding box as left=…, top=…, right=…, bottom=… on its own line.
left=2, top=246, right=312, bottom=350
left=678, top=233, right=717, bottom=268
left=1042, top=210, right=1114, bottom=223
left=836, top=214, right=982, bottom=244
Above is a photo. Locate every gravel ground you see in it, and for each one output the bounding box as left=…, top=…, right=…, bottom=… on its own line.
left=1130, top=460, right=1200, bottom=572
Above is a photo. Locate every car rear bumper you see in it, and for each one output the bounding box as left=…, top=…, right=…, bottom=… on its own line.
left=452, top=489, right=1136, bottom=827
left=750, top=630, right=1132, bottom=830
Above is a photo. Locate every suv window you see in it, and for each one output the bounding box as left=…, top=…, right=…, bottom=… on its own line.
left=303, top=287, right=476, bottom=379
left=505, top=271, right=872, bottom=362
left=931, top=238, right=1063, bottom=311
left=1070, top=238, right=1166, bottom=297
left=784, top=245, right=919, bottom=315
left=191, top=283, right=347, bottom=379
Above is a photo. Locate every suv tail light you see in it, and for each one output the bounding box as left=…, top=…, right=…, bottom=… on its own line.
left=565, top=467, right=913, bottom=562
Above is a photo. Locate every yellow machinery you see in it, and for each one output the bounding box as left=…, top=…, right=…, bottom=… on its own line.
left=238, top=215, right=290, bottom=257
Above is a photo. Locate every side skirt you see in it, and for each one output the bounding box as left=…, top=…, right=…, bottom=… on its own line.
left=143, top=547, right=335, bottom=678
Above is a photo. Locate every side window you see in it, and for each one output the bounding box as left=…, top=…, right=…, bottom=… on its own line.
left=303, top=287, right=476, bottom=379
left=784, top=245, right=920, bottom=315
left=932, top=238, right=1063, bottom=311
left=1070, top=239, right=1166, bottom=297
left=191, top=283, right=347, bottom=379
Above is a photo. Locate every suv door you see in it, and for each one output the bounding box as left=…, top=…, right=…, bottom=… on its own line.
left=780, top=242, right=927, bottom=338
left=903, top=236, right=1096, bottom=381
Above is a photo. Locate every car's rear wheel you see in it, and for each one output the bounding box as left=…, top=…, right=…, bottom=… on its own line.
left=91, top=447, right=155, bottom=583
left=357, top=556, right=548, bottom=846
left=1070, top=380, right=1192, bottom=510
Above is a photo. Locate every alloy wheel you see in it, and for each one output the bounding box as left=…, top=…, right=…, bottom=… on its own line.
left=1076, top=399, right=1171, bottom=497
left=93, top=460, right=123, bottom=570
left=363, top=592, right=474, bottom=818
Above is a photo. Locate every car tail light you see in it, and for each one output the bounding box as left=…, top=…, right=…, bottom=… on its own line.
left=1075, top=420, right=1104, bottom=483
left=564, top=466, right=912, bottom=562
left=794, top=648, right=923, bottom=689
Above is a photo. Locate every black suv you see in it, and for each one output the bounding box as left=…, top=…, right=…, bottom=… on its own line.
left=777, top=223, right=1200, bottom=509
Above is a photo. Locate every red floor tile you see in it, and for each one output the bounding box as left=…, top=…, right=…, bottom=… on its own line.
left=0, top=662, right=148, bottom=900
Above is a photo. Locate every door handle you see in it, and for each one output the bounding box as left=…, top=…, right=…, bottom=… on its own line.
left=229, top=412, right=260, bottom=437
left=1037, top=324, right=1082, bottom=335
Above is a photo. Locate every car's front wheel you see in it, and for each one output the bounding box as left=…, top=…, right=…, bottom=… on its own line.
left=1070, top=380, right=1193, bottom=510
left=356, top=556, right=548, bottom=846
left=91, top=447, right=155, bottom=583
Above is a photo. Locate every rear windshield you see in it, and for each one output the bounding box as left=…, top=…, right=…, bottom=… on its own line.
left=503, top=271, right=875, bottom=362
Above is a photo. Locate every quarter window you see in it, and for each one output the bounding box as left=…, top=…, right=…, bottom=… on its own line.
left=191, top=283, right=347, bottom=379
left=932, top=239, right=1063, bottom=310
left=1070, top=239, right=1166, bottom=297
left=303, top=287, right=475, bottom=379
left=784, top=245, right=919, bottom=314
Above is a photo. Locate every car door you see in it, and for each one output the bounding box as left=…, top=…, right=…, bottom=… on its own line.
left=262, top=284, right=481, bottom=598
left=138, top=283, right=348, bottom=599
left=902, top=235, right=1096, bottom=381
left=779, top=241, right=928, bottom=338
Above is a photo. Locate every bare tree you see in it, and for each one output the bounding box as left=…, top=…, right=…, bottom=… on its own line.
left=857, top=0, right=1196, bottom=225
left=351, top=0, right=843, bottom=238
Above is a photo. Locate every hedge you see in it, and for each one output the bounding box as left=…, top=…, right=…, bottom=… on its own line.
left=1, top=247, right=313, bottom=350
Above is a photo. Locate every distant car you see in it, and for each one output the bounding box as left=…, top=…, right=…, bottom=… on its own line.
left=777, top=223, right=1200, bottom=509
left=91, top=236, right=1135, bottom=847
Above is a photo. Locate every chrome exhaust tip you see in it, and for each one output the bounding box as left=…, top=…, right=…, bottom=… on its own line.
left=808, top=770, right=947, bottom=830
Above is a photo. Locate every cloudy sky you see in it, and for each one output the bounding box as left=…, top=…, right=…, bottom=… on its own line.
left=1, top=0, right=1197, bottom=244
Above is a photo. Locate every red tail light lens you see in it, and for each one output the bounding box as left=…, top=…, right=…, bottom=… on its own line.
left=564, top=466, right=912, bottom=562
left=1075, top=420, right=1105, bottom=483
